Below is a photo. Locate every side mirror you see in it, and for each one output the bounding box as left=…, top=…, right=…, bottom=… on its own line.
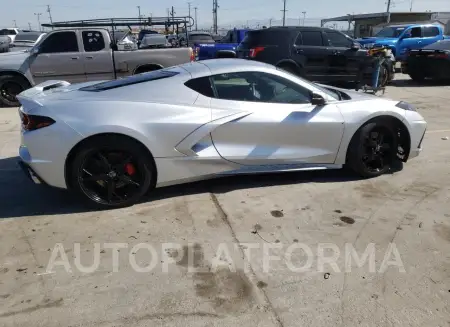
left=351, top=42, right=360, bottom=50
left=31, top=46, right=40, bottom=55
left=311, top=93, right=326, bottom=106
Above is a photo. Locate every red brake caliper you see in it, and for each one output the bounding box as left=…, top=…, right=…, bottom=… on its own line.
left=124, top=163, right=136, bottom=175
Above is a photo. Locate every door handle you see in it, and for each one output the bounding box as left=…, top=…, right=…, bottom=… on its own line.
left=86, top=56, right=93, bottom=59
left=71, top=57, right=79, bottom=60
left=296, top=49, right=304, bottom=53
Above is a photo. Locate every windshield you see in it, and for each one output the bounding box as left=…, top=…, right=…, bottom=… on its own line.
left=189, top=34, right=214, bottom=42
left=14, top=33, right=42, bottom=42
left=0, top=29, right=16, bottom=35
left=375, top=26, right=407, bottom=38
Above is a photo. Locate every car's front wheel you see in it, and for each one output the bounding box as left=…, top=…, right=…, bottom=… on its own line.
left=346, top=120, right=398, bottom=178
left=69, top=136, right=155, bottom=209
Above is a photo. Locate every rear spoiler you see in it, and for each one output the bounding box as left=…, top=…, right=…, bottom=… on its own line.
left=17, top=80, right=70, bottom=108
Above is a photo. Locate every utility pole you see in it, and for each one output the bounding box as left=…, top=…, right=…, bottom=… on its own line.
left=302, top=11, right=306, bottom=26
left=34, top=13, right=42, bottom=32
left=281, top=0, right=287, bottom=27
left=28, top=22, right=32, bottom=30
left=170, top=6, right=175, bottom=32
left=194, top=7, right=198, bottom=30
left=409, top=0, right=413, bottom=11
left=386, top=0, right=392, bottom=23
left=188, top=2, right=192, bottom=31
left=46, top=5, right=53, bottom=29
left=137, top=6, right=141, bottom=29
left=13, top=20, right=17, bottom=28
left=212, top=0, right=218, bottom=34
left=269, top=18, right=273, bottom=27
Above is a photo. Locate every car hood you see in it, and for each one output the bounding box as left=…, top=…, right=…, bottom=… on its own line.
left=317, top=84, right=387, bottom=101
left=0, top=50, right=30, bottom=69
left=357, top=37, right=398, bottom=44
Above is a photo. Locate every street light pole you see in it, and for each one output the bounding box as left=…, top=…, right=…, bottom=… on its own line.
left=188, top=2, right=192, bottom=31
left=194, top=7, right=198, bottom=31
left=34, top=13, right=42, bottom=32
left=302, top=11, right=306, bottom=26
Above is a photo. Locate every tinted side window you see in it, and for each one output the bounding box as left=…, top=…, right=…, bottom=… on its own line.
left=300, top=31, right=324, bottom=46
left=325, top=31, right=353, bottom=47
left=40, top=32, right=78, bottom=53
left=82, top=31, right=106, bottom=52
left=210, top=71, right=311, bottom=104
left=423, top=26, right=439, bottom=37
left=185, top=77, right=215, bottom=98
left=231, top=31, right=238, bottom=43
left=406, top=27, right=422, bottom=38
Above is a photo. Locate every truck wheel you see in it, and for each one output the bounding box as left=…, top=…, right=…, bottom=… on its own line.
left=0, top=75, right=29, bottom=107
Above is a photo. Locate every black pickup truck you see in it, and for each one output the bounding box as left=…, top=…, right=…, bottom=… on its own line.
left=237, top=26, right=395, bottom=86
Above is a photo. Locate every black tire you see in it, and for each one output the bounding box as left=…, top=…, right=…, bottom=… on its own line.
left=0, top=74, right=29, bottom=107
left=409, top=72, right=425, bottom=82
left=69, top=135, right=155, bottom=209
left=346, top=120, right=398, bottom=178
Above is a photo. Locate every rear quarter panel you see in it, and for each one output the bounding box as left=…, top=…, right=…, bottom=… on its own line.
left=41, top=76, right=212, bottom=159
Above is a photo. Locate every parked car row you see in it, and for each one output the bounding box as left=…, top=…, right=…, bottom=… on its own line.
left=0, top=28, right=195, bottom=107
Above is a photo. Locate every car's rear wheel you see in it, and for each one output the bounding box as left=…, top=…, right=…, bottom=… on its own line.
left=0, top=75, right=29, bottom=107
left=346, top=121, right=398, bottom=178
left=70, top=136, right=155, bottom=208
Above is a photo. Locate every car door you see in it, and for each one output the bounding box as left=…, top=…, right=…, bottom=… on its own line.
left=398, top=26, right=423, bottom=57
left=292, top=30, right=330, bottom=81
left=29, top=30, right=86, bottom=84
left=81, top=30, right=115, bottom=81
left=422, top=26, right=442, bottom=47
left=209, top=71, right=345, bottom=165
left=323, top=30, right=361, bottom=78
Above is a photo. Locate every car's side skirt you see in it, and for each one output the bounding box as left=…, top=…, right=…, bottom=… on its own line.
left=218, top=163, right=343, bottom=175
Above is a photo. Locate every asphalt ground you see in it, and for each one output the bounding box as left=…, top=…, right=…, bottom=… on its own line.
left=0, top=74, right=449, bottom=327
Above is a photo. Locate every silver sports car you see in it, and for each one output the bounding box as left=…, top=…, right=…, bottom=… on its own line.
left=17, top=59, right=427, bottom=208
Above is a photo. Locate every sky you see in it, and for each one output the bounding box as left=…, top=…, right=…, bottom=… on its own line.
left=1, top=0, right=449, bottom=30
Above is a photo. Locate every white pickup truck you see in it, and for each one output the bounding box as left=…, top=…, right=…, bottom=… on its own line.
left=0, top=28, right=194, bottom=106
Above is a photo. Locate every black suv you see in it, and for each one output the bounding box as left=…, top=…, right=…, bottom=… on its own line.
left=237, top=26, right=381, bottom=84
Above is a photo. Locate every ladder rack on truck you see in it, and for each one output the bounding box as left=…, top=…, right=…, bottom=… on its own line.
left=41, top=16, right=195, bottom=79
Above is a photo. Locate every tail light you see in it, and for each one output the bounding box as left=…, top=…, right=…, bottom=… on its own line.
left=20, top=113, right=55, bottom=131
left=431, top=52, right=449, bottom=59
left=249, top=47, right=265, bottom=58
left=189, top=48, right=195, bottom=61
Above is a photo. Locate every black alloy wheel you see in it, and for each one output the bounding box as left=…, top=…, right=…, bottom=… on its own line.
left=71, top=137, right=154, bottom=208
left=347, top=121, right=397, bottom=178
left=361, top=126, right=394, bottom=174
left=0, top=77, right=26, bottom=107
